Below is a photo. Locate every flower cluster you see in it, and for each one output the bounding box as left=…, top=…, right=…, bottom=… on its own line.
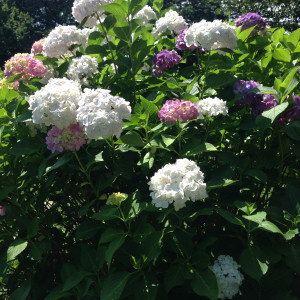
left=28, top=78, right=82, bottom=128
left=196, top=97, right=228, bottom=118
left=31, top=38, right=46, bottom=55
left=251, top=94, right=278, bottom=118
left=279, top=95, right=300, bottom=124
left=153, top=10, right=187, bottom=36
left=233, top=80, right=263, bottom=104
left=46, top=123, right=86, bottom=153
left=184, top=20, right=237, bottom=53
left=152, top=49, right=181, bottom=77
left=43, top=25, right=94, bottom=58
left=235, top=13, right=266, bottom=35
left=4, top=53, right=48, bottom=81
left=176, top=29, right=197, bottom=51
left=210, top=255, right=244, bottom=299
left=67, top=55, right=99, bottom=85
left=0, top=78, right=16, bottom=90
left=0, top=205, right=6, bottom=216
left=149, top=158, right=208, bottom=211
left=158, top=99, right=199, bottom=123
left=76, top=88, right=131, bottom=139
left=134, top=5, right=156, bottom=25
left=72, top=0, right=113, bottom=27
left=106, top=192, right=128, bottom=206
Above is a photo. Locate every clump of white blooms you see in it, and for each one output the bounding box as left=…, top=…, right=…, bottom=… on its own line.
left=28, top=78, right=81, bottom=129
left=134, top=5, right=156, bottom=25
left=67, top=55, right=99, bottom=85
left=43, top=25, right=94, bottom=58
left=148, top=158, right=208, bottom=211
left=196, top=97, right=228, bottom=119
left=72, top=0, right=113, bottom=27
left=210, top=255, right=244, bottom=299
left=184, top=20, right=237, bottom=53
left=153, top=10, right=187, bottom=36
left=76, top=88, right=131, bottom=139
left=25, top=120, right=48, bottom=137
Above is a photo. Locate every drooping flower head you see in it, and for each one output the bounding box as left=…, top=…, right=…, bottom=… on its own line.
left=46, top=123, right=86, bottom=153
left=4, top=53, right=48, bottom=82
left=31, top=38, right=46, bottom=55
left=0, top=205, right=6, bottom=216
left=196, top=97, right=228, bottom=119
left=279, top=95, right=300, bottom=125
left=233, top=80, right=263, bottom=104
left=134, top=5, right=156, bottom=25
left=76, top=88, right=131, bottom=139
left=235, top=13, right=266, bottom=35
left=184, top=20, right=237, bottom=53
left=158, top=99, right=199, bottom=123
left=152, top=49, right=181, bottom=77
left=251, top=94, right=278, bottom=118
left=210, top=255, right=244, bottom=300
left=149, top=158, right=208, bottom=211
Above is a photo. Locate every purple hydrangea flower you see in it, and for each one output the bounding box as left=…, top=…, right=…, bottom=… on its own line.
left=46, top=123, right=86, bottom=153
left=233, top=80, right=263, bottom=104
left=158, top=99, right=199, bottom=123
left=235, top=13, right=266, bottom=35
left=152, top=49, right=181, bottom=77
left=176, top=29, right=197, bottom=51
left=0, top=205, right=6, bottom=216
left=279, top=95, right=300, bottom=125
left=252, top=94, right=278, bottom=117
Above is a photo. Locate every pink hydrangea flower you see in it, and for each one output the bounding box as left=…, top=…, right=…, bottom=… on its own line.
left=31, top=38, right=46, bottom=55
left=46, top=123, right=86, bottom=153
left=4, top=53, right=48, bottom=85
left=0, top=205, right=6, bottom=216
left=158, top=99, right=199, bottom=124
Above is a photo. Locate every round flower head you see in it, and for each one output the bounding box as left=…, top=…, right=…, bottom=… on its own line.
left=252, top=94, right=278, bottom=118
left=67, top=55, right=99, bottom=85
left=0, top=205, right=6, bottom=216
left=4, top=53, right=48, bottom=82
left=235, top=13, right=266, bottom=35
left=149, top=158, right=208, bottom=211
left=134, top=5, right=156, bottom=25
left=31, top=38, right=46, bottom=55
left=279, top=95, right=300, bottom=125
left=159, top=99, right=199, bottom=123
left=106, top=192, right=128, bottom=206
left=46, top=123, right=86, bottom=153
left=0, top=78, right=16, bottom=90
left=43, top=25, right=94, bottom=58
left=153, top=10, right=187, bottom=36
left=233, top=80, right=263, bottom=104
left=152, top=49, right=181, bottom=77
left=76, top=88, right=131, bottom=139
left=184, top=20, right=237, bottom=53
left=196, top=97, right=228, bottom=119
left=28, top=78, right=82, bottom=128
left=210, top=255, right=244, bottom=299
left=72, top=0, right=113, bottom=27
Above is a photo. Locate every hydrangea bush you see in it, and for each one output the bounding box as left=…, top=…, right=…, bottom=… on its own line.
left=0, top=0, right=299, bottom=299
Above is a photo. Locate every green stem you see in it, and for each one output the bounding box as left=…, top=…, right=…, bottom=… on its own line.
left=176, top=120, right=183, bottom=157
left=199, top=51, right=211, bottom=99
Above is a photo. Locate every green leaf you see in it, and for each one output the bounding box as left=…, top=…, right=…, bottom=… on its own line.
left=182, top=142, right=217, bottom=156
left=119, top=131, right=144, bottom=147
left=239, top=247, right=268, bottom=281
left=101, top=3, right=127, bottom=18
left=216, top=208, right=245, bottom=227
left=271, top=28, right=285, bottom=42
left=140, top=230, right=163, bottom=263
left=92, top=206, right=119, bottom=221
left=250, top=86, right=278, bottom=95
left=6, top=74, right=23, bottom=83
left=114, top=25, right=131, bottom=42
left=10, top=140, right=38, bottom=156
left=26, top=217, right=39, bottom=239
left=100, top=271, right=131, bottom=300
left=273, top=48, right=291, bottom=62
left=153, top=0, right=164, bottom=12
left=99, top=228, right=125, bottom=244
left=46, top=153, right=73, bottom=173
left=105, top=235, right=126, bottom=270
left=75, top=221, right=101, bottom=240
left=62, top=271, right=91, bottom=292
left=284, top=28, right=300, bottom=51
left=164, top=264, right=186, bottom=292
left=244, top=169, right=268, bottom=183
left=286, top=121, right=300, bottom=140
left=95, top=151, right=104, bottom=162
left=140, top=97, right=158, bottom=116
left=88, top=31, right=104, bottom=45
left=161, top=134, right=177, bottom=147
left=243, top=211, right=266, bottom=224
left=134, top=273, right=158, bottom=300
left=285, top=245, right=300, bottom=273
left=191, top=268, right=218, bottom=300
left=9, top=280, right=31, bottom=300
left=206, top=72, right=237, bottom=88
left=258, top=221, right=283, bottom=235
left=7, top=239, right=28, bottom=261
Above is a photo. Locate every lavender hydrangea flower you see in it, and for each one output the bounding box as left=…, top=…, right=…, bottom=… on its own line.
left=158, top=99, right=199, bottom=124
left=233, top=80, right=263, bottom=104
left=46, top=123, right=86, bottom=153
left=252, top=94, right=278, bottom=117
left=152, top=49, right=181, bottom=77
left=235, top=13, right=266, bottom=35
left=279, top=95, right=300, bottom=125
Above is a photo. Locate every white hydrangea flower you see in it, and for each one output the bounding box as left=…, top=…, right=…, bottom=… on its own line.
left=153, top=10, right=187, bottom=36
left=72, top=0, right=113, bottom=27
left=196, top=97, right=228, bottom=119
left=184, top=20, right=237, bottom=53
left=210, top=255, right=244, bottom=299
left=43, top=25, right=95, bottom=58
left=134, top=5, right=156, bottom=25
left=149, top=158, right=208, bottom=211
left=76, top=88, right=131, bottom=139
left=67, top=55, right=99, bottom=85
left=25, top=119, right=48, bottom=137
left=28, top=78, right=81, bottom=129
